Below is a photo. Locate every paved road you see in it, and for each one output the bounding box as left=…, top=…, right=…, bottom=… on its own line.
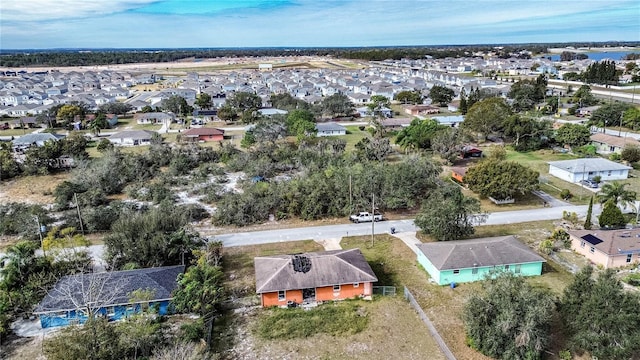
left=215, top=204, right=596, bottom=247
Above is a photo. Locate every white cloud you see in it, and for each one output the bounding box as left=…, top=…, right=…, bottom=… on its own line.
left=1, top=0, right=158, bottom=21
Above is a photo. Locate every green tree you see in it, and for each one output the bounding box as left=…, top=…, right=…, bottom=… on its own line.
left=415, top=185, right=485, bottom=241
left=320, top=93, right=354, bottom=118
left=217, top=104, right=236, bottom=122
left=63, top=131, right=89, bottom=159
left=461, top=97, right=511, bottom=140
left=431, top=127, right=465, bottom=164
left=554, top=123, right=591, bottom=148
left=395, top=118, right=447, bottom=150
left=590, top=103, right=632, bottom=127
left=285, top=109, right=317, bottom=140
left=502, top=115, right=552, bottom=151
left=465, top=159, right=539, bottom=200
left=394, top=90, right=423, bottom=104
left=429, top=85, right=454, bottom=106
left=507, top=75, right=547, bottom=112
left=0, top=142, right=20, bottom=181
left=162, top=95, right=192, bottom=117
left=621, top=144, right=640, bottom=163
left=354, top=136, right=392, bottom=161
left=622, top=106, right=640, bottom=130
left=56, top=104, right=83, bottom=127
left=98, top=102, right=132, bottom=115
left=270, top=93, right=311, bottom=112
left=560, top=267, right=640, bottom=359
left=572, top=85, right=597, bottom=107
left=584, top=196, right=593, bottom=230
left=598, top=199, right=627, bottom=228
left=597, top=181, right=637, bottom=209
left=96, top=138, right=114, bottom=153
left=464, top=271, right=555, bottom=360
left=44, top=318, right=125, bottom=360
left=194, top=93, right=212, bottom=109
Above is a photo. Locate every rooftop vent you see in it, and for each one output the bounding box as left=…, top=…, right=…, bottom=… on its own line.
left=291, top=255, right=312, bottom=273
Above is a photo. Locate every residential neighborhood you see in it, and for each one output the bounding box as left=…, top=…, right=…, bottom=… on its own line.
left=1, top=46, right=640, bottom=360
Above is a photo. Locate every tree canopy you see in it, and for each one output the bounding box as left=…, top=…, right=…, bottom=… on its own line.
left=414, top=184, right=485, bottom=241
left=429, top=85, right=454, bottom=106
left=395, top=118, right=447, bottom=150
left=394, top=90, right=423, bottom=104
left=461, top=97, right=511, bottom=140
left=320, top=93, right=354, bottom=118
left=554, top=123, right=591, bottom=148
left=464, top=159, right=539, bottom=200
left=464, top=271, right=555, bottom=360
left=559, top=266, right=640, bottom=359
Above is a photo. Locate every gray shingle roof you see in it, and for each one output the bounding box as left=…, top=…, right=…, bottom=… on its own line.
left=548, top=158, right=631, bottom=173
left=254, top=249, right=377, bottom=293
left=12, top=133, right=64, bottom=146
left=35, top=266, right=184, bottom=314
left=416, top=236, right=545, bottom=270
left=316, top=122, right=346, bottom=132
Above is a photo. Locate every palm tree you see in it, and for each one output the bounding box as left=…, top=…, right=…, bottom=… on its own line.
left=0, top=241, right=39, bottom=288
left=597, top=181, right=637, bottom=210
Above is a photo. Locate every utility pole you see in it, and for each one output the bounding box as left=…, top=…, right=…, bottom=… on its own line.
left=349, top=174, right=352, bottom=215
left=35, top=215, right=45, bottom=256
left=74, top=193, right=85, bottom=235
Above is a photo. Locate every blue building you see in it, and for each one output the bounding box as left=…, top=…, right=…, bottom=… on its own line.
left=34, top=266, right=184, bottom=328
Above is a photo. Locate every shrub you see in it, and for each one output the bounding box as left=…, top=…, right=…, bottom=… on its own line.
left=560, top=189, right=573, bottom=200
left=609, top=152, right=621, bottom=161
left=539, top=238, right=554, bottom=254
left=621, top=144, right=640, bottom=163
left=592, top=175, right=602, bottom=183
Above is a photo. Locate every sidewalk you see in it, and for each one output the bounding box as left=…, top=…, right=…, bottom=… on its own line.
left=392, top=232, right=421, bottom=256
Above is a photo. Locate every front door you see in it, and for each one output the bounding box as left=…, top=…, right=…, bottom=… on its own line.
left=302, top=288, right=315, bottom=303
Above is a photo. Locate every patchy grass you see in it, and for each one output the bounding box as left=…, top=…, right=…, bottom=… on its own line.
left=256, top=301, right=369, bottom=340
left=0, top=173, right=71, bottom=205
left=0, top=128, right=38, bottom=136
left=343, top=126, right=368, bottom=151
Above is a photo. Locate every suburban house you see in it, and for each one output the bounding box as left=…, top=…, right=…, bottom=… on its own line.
left=416, top=236, right=546, bottom=285
left=432, top=115, right=464, bottom=127
left=106, top=114, right=119, bottom=128
left=404, top=105, right=440, bottom=116
left=108, top=130, right=155, bottom=146
left=134, top=112, right=175, bottom=125
left=548, top=158, right=632, bottom=183
left=192, top=109, right=218, bottom=123
left=356, top=106, right=392, bottom=118
left=11, top=133, right=65, bottom=152
left=254, top=249, right=378, bottom=307
left=381, top=117, right=413, bottom=129
left=567, top=229, right=640, bottom=268
left=316, top=122, right=347, bottom=137
left=460, top=145, right=483, bottom=158
left=181, top=127, right=224, bottom=142
left=451, top=167, right=467, bottom=183
left=590, top=133, right=640, bottom=155
left=258, top=108, right=288, bottom=116
left=34, top=266, right=184, bottom=328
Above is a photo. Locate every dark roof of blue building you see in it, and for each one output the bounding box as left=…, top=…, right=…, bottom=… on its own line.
left=35, top=265, right=184, bottom=314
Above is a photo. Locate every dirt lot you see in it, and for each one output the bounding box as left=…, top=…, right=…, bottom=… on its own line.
left=0, top=173, right=70, bottom=205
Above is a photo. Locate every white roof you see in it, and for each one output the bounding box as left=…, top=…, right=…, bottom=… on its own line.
left=548, top=158, right=632, bottom=173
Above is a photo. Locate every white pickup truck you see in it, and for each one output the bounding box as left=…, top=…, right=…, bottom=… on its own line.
left=349, top=211, right=383, bottom=223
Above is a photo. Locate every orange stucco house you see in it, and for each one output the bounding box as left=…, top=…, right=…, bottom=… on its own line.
left=567, top=229, right=640, bottom=268
left=254, top=249, right=378, bottom=307
left=182, top=127, right=224, bottom=142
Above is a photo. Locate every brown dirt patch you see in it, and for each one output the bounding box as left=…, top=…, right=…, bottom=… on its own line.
left=0, top=173, right=70, bottom=205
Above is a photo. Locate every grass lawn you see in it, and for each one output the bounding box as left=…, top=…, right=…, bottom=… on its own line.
left=0, top=128, right=38, bottom=136
left=506, top=149, right=596, bottom=204
left=113, top=118, right=161, bottom=131
left=342, top=223, right=576, bottom=360
left=221, top=239, right=446, bottom=359
left=343, top=126, right=368, bottom=151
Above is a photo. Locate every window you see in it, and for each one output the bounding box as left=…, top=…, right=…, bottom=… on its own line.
left=627, top=254, right=633, bottom=263
left=353, top=283, right=360, bottom=288
left=278, top=291, right=285, bottom=301
left=590, top=247, right=595, bottom=253
left=504, top=264, right=510, bottom=271
left=106, top=307, right=115, bottom=317
left=580, top=241, right=585, bottom=248
left=333, top=285, right=341, bottom=292
left=472, top=267, right=478, bottom=275
left=515, top=264, right=522, bottom=274
left=453, top=269, right=460, bottom=275
left=607, top=170, right=612, bottom=176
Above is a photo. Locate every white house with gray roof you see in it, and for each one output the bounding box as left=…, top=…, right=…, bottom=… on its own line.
left=316, top=122, right=346, bottom=137
left=548, top=158, right=632, bottom=183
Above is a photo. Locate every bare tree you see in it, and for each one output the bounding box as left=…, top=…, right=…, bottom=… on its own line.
left=151, top=341, right=208, bottom=360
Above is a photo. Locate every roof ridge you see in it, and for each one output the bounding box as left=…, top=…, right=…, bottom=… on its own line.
left=334, top=249, right=376, bottom=280
left=256, top=258, right=291, bottom=293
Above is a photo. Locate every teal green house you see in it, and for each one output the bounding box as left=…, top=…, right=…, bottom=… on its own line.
left=415, top=236, right=545, bottom=286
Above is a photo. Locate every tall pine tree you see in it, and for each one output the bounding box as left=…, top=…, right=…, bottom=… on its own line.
left=584, top=196, right=593, bottom=230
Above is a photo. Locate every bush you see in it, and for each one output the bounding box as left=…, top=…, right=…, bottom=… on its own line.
left=560, top=189, right=573, bottom=200
left=621, top=145, right=640, bottom=163
left=592, top=175, right=602, bottom=183
left=609, top=152, right=621, bottom=161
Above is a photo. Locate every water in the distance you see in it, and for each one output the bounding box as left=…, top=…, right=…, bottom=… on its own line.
left=544, top=51, right=639, bottom=61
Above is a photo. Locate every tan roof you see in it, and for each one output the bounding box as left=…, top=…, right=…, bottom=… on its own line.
left=254, top=249, right=378, bottom=293
left=451, top=167, right=467, bottom=176
left=568, top=229, right=640, bottom=255
left=591, top=133, right=639, bottom=149
left=416, top=236, right=545, bottom=270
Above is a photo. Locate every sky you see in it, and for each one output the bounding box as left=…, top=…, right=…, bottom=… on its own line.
left=1, top=0, right=639, bottom=49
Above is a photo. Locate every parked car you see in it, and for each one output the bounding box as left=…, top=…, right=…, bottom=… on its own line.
left=579, top=179, right=598, bottom=188
left=0, top=122, right=9, bottom=130
left=349, top=211, right=383, bottom=223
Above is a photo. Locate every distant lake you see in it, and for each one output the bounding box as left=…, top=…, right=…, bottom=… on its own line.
left=543, top=51, right=639, bottom=61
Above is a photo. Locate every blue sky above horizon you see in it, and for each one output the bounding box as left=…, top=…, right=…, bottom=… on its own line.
left=1, top=1, right=638, bottom=49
